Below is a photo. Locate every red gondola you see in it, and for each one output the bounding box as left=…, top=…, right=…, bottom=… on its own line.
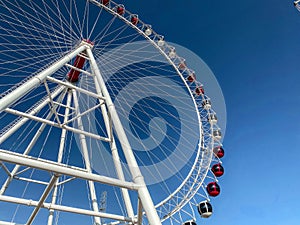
left=187, top=75, right=195, bottom=83
left=195, top=86, right=204, bottom=95
left=116, top=5, right=125, bottom=15
left=101, top=0, right=109, bottom=6
left=131, top=15, right=139, bottom=25
left=206, top=182, right=220, bottom=197
left=213, top=146, right=225, bottom=158
left=179, top=61, right=186, bottom=70
left=211, top=163, right=224, bottom=177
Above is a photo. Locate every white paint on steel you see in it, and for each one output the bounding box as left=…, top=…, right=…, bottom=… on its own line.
left=86, top=46, right=162, bottom=225
left=0, top=149, right=139, bottom=190
left=0, top=45, right=87, bottom=112
left=0, top=195, right=134, bottom=223
left=72, top=88, right=101, bottom=225
left=93, top=75, right=135, bottom=218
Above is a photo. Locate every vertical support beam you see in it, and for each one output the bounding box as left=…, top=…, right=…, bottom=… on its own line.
left=72, top=89, right=101, bottom=225
left=86, top=47, right=161, bottom=225
left=47, top=90, right=72, bottom=225
left=0, top=44, right=87, bottom=113
left=137, top=198, right=143, bottom=225
left=93, top=76, right=135, bottom=218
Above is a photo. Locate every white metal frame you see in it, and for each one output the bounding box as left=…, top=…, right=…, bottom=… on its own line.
left=0, top=41, right=161, bottom=225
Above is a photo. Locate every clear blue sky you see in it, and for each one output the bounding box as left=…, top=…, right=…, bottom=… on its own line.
left=122, top=0, right=300, bottom=225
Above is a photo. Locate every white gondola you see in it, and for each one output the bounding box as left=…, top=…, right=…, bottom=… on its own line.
left=202, top=99, right=211, bottom=110
left=208, top=114, right=218, bottom=124
left=183, top=220, right=197, bottom=225
left=197, top=201, right=213, bottom=218
left=157, top=37, right=165, bottom=47
left=168, top=48, right=176, bottom=59
left=144, top=25, right=152, bottom=36
left=213, top=130, right=222, bottom=140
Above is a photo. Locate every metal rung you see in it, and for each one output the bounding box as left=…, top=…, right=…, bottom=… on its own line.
left=52, top=101, right=75, bottom=110
left=78, top=53, right=89, bottom=60
left=65, top=63, right=92, bottom=76
left=14, top=176, right=49, bottom=185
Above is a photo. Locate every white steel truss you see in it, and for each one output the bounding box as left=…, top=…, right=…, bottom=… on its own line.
left=0, top=40, right=161, bottom=225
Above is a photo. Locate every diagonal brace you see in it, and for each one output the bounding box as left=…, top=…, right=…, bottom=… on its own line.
left=26, top=174, right=60, bottom=225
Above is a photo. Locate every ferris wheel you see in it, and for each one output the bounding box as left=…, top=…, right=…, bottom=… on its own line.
left=0, top=1, right=226, bottom=225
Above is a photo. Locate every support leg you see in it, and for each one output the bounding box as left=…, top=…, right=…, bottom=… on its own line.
left=72, top=88, right=101, bottom=225
left=86, top=47, right=161, bottom=225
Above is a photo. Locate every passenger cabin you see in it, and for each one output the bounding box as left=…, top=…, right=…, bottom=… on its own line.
left=187, top=73, right=195, bottom=83
left=197, top=201, right=213, bottom=218
left=179, top=61, right=186, bottom=70
left=211, top=163, right=224, bottom=177
left=144, top=26, right=152, bottom=36
left=101, top=0, right=109, bottom=6
left=208, top=114, right=217, bottom=123
left=213, top=130, right=222, bottom=140
left=168, top=49, right=176, bottom=58
left=183, top=221, right=197, bottom=225
left=157, top=37, right=165, bottom=47
left=131, top=15, right=139, bottom=25
left=116, top=5, right=125, bottom=15
left=213, top=146, right=225, bottom=158
left=195, top=86, right=204, bottom=95
left=206, top=182, right=220, bottom=197
left=202, top=99, right=211, bottom=110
